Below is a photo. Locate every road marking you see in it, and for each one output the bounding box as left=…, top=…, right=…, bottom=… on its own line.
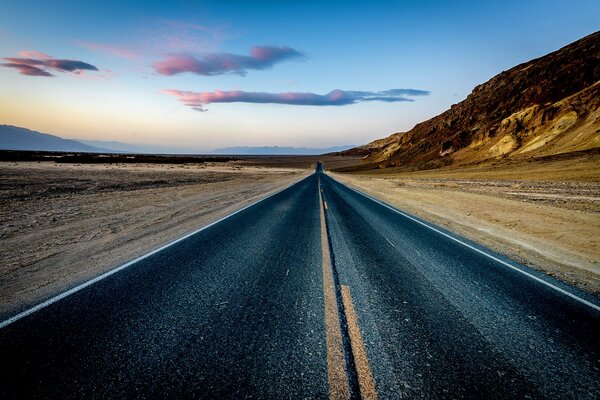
left=0, top=175, right=311, bottom=330
left=340, top=285, right=378, bottom=400
left=331, top=176, right=600, bottom=313
left=319, top=178, right=351, bottom=400
left=385, top=237, right=396, bottom=249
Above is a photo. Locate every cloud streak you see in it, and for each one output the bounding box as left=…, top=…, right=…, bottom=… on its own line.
left=78, top=41, right=138, bottom=59
left=154, top=19, right=225, bottom=53
left=1, top=51, right=99, bottom=77
left=163, top=88, right=430, bottom=111
left=154, top=46, right=305, bottom=76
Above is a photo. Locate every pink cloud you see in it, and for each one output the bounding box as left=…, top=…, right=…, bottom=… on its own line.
left=162, top=88, right=429, bottom=111
left=17, top=50, right=52, bottom=59
left=154, top=46, right=305, bottom=76
left=154, top=54, right=198, bottom=75
left=1, top=51, right=99, bottom=77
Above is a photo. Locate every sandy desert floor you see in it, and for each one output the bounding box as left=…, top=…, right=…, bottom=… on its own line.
left=329, top=156, right=600, bottom=295
left=0, top=161, right=309, bottom=318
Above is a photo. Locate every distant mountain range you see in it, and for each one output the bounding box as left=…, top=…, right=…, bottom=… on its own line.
left=0, top=125, right=353, bottom=155
left=210, top=145, right=355, bottom=155
left=75, top=139, right=146, bottom=153
left=0, top=125, right=108, bottom=152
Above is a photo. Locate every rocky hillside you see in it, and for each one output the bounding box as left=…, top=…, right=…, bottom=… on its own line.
left=342, top=31, right=600, bottom=170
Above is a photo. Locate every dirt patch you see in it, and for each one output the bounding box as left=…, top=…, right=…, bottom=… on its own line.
left=0, top=161, right=309, bottom=318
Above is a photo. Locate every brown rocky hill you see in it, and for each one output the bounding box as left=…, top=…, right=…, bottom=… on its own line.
left=341, top=30, right=600, bottom=171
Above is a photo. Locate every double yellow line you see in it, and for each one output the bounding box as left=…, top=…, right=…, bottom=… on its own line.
left=319, top=179, right=378, bottom=400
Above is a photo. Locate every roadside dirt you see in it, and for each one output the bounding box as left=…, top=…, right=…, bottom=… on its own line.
left=0, top=161, right=309, bottom=318
left=330, top=172, right=600, bottom=295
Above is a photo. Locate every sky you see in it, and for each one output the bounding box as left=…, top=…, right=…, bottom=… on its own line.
left=0, top=0, right=598, bottom=152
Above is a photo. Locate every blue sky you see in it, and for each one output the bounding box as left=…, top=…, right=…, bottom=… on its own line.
left=0, top=0, right=598, bottom=151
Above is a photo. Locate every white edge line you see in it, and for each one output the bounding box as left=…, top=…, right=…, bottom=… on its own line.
left=326, top=174, right=600, bottom=313
left=0, top=174, right=312, bottom=330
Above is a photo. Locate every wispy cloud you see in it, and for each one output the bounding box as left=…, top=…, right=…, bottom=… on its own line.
left=75, top=68, right=118, bottom=80
left=1, top=51, right=99, bottom=77
left=154, top=46, right=305, bottom=76
left=17, top=50, right=52, bottom=59
left=163, top=88, right=430, bottom=111
left=70, top=18, right=225, bottom=66
left=155, top=19, right=225, bottom=53
left=78, top=41, right=138, bottom=59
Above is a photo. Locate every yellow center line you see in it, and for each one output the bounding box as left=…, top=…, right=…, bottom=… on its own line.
left=340, top=285, right=378, bottom=400
left=319, top=178, right=351, bottom=400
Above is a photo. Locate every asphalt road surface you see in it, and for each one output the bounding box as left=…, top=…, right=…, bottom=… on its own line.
left=1, top=163, right=599, bottom=399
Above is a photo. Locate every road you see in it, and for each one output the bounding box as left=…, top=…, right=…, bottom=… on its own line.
left=1, top=163, right=599, bottom=399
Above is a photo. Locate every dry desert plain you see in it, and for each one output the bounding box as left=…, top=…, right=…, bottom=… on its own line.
left=0, top=152, right=599, bottom=319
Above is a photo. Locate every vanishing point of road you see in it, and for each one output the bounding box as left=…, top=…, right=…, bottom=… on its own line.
left=1, top=163, right=599, bottom=399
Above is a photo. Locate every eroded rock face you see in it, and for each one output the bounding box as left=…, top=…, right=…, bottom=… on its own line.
left=343, top=30, right=600, bottom=170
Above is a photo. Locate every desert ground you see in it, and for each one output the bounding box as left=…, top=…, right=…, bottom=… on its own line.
left=327, top=151, right=600, bottom=295
left=0, top=159, right=322, bottom=318
left=1, top=151, right=598, bottom=319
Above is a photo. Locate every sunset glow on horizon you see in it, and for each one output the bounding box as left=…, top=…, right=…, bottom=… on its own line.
left=1, top=0, right=598, bottom=152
